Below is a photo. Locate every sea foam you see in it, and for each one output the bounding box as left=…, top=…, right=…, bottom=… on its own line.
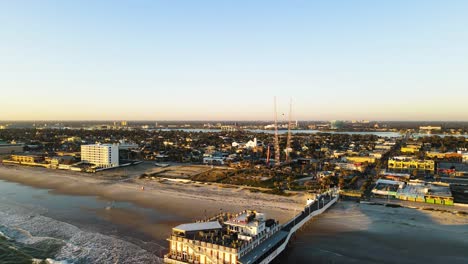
left=0, top=201, right=162, bottom=264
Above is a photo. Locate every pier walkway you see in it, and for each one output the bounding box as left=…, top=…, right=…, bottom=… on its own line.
left=239, top=188, right=339, bottom=264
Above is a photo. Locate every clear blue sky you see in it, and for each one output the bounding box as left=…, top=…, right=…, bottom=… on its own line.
left=1, top=0, right=467, bottom=121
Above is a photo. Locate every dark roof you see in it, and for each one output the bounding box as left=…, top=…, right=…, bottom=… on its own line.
left=438, top=162, right=468, bottom=172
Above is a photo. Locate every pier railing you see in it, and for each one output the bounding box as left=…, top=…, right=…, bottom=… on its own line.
left=240, top=189, right=339, bottom=264
left=282, top=188, right=339, bottom=232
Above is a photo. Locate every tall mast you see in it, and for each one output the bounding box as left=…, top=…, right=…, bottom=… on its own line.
left=286, top=98, right=292, bottom=163
left=274, top=97, right=280, bottom=166
left=266, top=145, right=270, bottom=165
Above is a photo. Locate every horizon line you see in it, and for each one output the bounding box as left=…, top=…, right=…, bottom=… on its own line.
left=1, top=119, right=468, bottom=123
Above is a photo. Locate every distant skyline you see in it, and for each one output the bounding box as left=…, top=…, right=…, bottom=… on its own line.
left=1, top=1, right=467, bottom=121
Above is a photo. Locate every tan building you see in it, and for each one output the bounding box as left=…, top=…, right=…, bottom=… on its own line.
left=388, top=158, right=435, bottom=172
left=346, top=156, right=376, bottom=164
left=426, top=152, right=462, bottom=159
left=10, top=155, right=43, bottom=163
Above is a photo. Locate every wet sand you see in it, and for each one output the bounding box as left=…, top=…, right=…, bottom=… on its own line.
left=0, top=164, right=306, bottom=263
left=276, top=201, right=468, bottom=264
left=0, top=165, right=304, bottom=223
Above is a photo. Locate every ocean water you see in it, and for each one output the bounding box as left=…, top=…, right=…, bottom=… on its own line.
left=0, top=179, right=183, bottom=263
left=2, top=180, right=467, bottom=264
left=0, top=230, right=65, bottom=264
left=275, top=202, right=468, bottom=264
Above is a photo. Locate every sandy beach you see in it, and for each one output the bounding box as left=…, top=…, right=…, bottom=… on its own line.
left=2, top=164, right=467, bottom=263
left=0, top=164, right=306, bottom=263
left=0, top=164, right=305, bottom=223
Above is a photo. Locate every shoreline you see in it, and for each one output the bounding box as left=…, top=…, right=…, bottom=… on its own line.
left=0, top=165, right=304, bottom=223
left=0, top=200, right=161, bottom=264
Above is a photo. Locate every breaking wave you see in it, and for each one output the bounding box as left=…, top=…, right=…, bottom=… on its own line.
left=0, top=201, right=162, bottom=264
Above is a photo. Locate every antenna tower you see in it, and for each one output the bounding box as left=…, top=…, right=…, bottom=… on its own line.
left=286, top=98, right=292, bottom=163
left=274, top=97, right=280, bottom=166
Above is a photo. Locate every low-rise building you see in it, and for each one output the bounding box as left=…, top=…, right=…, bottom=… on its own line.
left=426, top=152, right=462, bottom=160
left=50, top=156, right=76, bottom=169
left=117, top=140, right=139, bottom=150
left=456, top=149, right=468, bottom=163
left=10, top=154, right=43, bottom=163
left=388, top=158, right=435, bottom=173
left=372, top=179, right=405, bottom=197
left=334, top=162, right=365, bottom=172
left=419, top=126, right=442, bottom=131
left=437, top=162, right=468, bottom=177
left=221, top=125, right=238, bottom=132
left=379, top=171, right=411, bottom=182
left=203, top=156, right=226, bottom=165
left=346, top=156, right=376, bottom=164
left=0, top=143, right=24, bottom=154
left=400, top=144, right=421, bottom=154
left=396, top=181, right=453, bottom=205
left=375, top=144, right=394, bottom=150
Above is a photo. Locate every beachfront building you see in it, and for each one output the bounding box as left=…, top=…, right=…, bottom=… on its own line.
left=164, top=210, right=281, bottom=264
left=372, top=179, right=405, bottom=197
left=81, top=144, right=119, bottom=168
left=396, top=181, right=454, bottom=205
left=10, top=154, right=43, bottom=163
left=388, top=157, right=435, bottom=173
left=2, top=154, right=49, bottom=168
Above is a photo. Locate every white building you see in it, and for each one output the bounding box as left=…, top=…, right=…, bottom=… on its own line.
left=458, top=149, right=468, bottom=164
left=225, top=211, right=266, bottom=241
left=245, top=138, right=258, bottom=149
left=419, top=126, right=442, bottom=131
left=81, top=144, right=119, bottom=168
left=461, top=152, right=468, bottom=164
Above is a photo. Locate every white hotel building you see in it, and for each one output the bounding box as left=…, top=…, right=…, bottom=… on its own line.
left=81, top=144, right=119, bottom=168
